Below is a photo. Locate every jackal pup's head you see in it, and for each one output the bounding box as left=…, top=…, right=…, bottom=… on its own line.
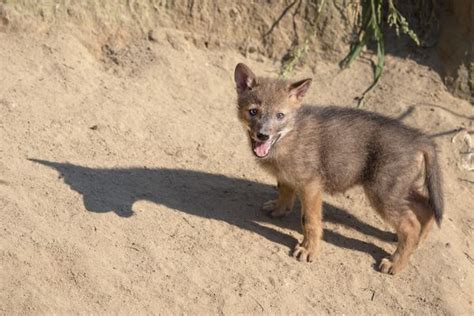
left=234, top=63, right=312, bottom=159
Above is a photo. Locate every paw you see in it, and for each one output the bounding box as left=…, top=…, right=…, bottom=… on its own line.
left=379, top=258, right=402, bottom=275
left=261, top=200, right=291, bottom=218
left=292, top=242, right=318, bottom=262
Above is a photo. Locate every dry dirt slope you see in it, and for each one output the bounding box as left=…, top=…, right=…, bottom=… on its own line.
left=0, top=27, right=473, bottom=314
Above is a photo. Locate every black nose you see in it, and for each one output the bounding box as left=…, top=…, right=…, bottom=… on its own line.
left=257, top=133, right=269, bottom=141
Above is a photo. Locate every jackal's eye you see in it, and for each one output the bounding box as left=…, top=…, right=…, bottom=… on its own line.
left=248, top=108, right=258, bottom=117
left=276, top=112, right=285, bottom=120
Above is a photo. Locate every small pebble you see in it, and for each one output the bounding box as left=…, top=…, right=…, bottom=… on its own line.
left=148, top=30, right=158, bottom=42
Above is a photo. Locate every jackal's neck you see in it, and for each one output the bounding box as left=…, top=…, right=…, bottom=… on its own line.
left=258, top=127, right=298, bottom=172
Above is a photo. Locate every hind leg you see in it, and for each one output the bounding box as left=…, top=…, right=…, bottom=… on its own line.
left=420, top=216, right=435, bottom=242
left=409, top=194, right=435, bottom=243
left=379, top=209, right=421, bottom=274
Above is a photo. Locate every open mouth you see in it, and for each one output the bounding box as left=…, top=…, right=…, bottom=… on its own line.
left=250, top=134, right=281, bottom=158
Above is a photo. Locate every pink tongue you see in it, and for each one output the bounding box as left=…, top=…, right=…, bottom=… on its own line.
left=254, top=141, right=271, bottom=157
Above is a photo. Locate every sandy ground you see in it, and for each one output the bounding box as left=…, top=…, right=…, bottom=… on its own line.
left=0, top=27, right=473, bottom=314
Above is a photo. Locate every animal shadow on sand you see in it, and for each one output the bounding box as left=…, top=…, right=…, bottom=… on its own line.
left=30, top=159, right=395, bottom=266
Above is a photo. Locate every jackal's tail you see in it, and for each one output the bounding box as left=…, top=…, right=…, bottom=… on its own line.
left=423, top=146, right=444, bottom=227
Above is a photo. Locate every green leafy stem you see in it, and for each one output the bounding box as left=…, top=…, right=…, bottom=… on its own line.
left=340, top=0, right=420, bottom=106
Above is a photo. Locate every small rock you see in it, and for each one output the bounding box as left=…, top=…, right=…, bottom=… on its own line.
left=66, top=8, right=74, bottom=17
left=148, top=30, right=158, bottom=42
left=452, top=128, right=473, bottom=171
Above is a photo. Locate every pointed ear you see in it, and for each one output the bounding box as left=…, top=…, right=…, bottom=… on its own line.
left=289, top=78, right=312, bottom=101
left=234, top=63, right=257, bottom=94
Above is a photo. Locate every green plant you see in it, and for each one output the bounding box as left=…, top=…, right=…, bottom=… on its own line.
left=340, top=0, right=420, bottom=106
left=279, top=0, right=325, bottom=78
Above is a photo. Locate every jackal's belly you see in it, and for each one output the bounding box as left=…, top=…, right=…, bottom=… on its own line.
left=320, top=161, right=365, bottom=194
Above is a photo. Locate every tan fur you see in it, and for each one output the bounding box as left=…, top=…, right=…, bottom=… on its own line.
left=293, top=181, right=323, bottom=262
left=234, top=63, right=444, bottom=274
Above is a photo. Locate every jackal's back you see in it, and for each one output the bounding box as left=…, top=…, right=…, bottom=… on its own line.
left=271, top=106, right=435, bottom=193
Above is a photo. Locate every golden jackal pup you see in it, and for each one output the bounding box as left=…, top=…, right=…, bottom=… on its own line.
left=234, top=63, right=443, bottom=274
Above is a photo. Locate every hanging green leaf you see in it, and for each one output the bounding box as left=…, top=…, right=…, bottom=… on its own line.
left=340, top=0, right=420, bottom=106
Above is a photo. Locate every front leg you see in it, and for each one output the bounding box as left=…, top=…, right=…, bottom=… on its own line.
left=293, top=181, right=323, bottom=262
left=262, top=181, right=296, bottom=218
